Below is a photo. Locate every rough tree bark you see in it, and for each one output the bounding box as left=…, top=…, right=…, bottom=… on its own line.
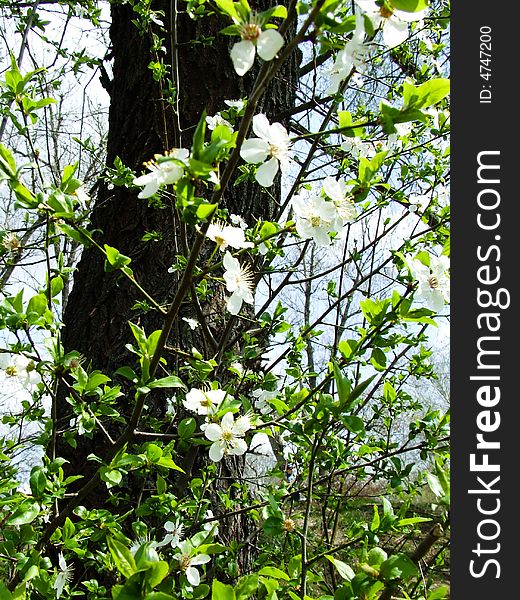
left=55, top=0, right=298, bottom=576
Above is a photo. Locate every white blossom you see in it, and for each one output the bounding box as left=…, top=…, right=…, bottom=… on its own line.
left=326, top=12, right=370, bottom=94
left=322, top=177, right=357, bottom=228
left=2, top=232, right=21, bottom=252
left=173, top=540, right=211, bottom=586
left=408, top=193, right=430, bottom=213
left=183, top=387, right=227, bottom=415
left=252, top=388, right=278, bottom=414
left=410, top=254, right=450, bottom=312
left=355, top=0, right=428, bottom=49
left=231, top=24, right=284, bottom=76
left=291, top=194, right=339, bottom=246
left=203, top=509, right=219, bottom=537
left=204, top=412, right=252, bottom=462
left=340, top=136, right=373, bottom=159
left=53, top=553, right=74, bottom=598
left=157, top=519, right=185, bottom=548
left=206, top=221, right=254, bottom=251
left=223, top=251, right=255, bottom=315
left=182, top=317, right=200, bottom=330
left=229, top=213, right=248, bottom=229
left=205, top=113, right=233, bottom=131
left=240, top=114, right=291, bottom=187
left=0, top=354, right=40, bottom=388
left=133, top=148, right=189, bottom=199
left=224, top=99, right=245, bottom=111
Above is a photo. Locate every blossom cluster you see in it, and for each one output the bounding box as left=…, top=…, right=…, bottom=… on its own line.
left=291, top=176, right=357, bottom=246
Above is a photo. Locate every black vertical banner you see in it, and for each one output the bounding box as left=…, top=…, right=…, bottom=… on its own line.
left=451, top=3, right=515, bottom=598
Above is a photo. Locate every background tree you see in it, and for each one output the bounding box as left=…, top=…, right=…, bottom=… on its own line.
left=0, top=1, right=450, bottom=599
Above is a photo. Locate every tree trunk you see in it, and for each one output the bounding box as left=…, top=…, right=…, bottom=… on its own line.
left=55, top=0, right=298, bottom=576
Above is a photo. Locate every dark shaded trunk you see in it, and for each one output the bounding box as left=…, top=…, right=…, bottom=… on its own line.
left=55, top=0, right=298, bottom=576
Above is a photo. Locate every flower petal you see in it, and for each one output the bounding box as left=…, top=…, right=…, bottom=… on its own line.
left=186, top=566, right=200, bottom=587
left=209, top=441, right=225, bottom=462
left=227, top=292, right=243, bottom=315
left=204, top=423, right=222, bottom=442
left=229, top=438, right=248, bottom=456
left=382, top=18, right=409, bottom=48
left=252, top=113, right=272, bottom=140
left=223, top=250, right=239, bottom=273
left=256, top=29, right=284, bottom=61
left=230, top=40, right=256, bottom=76
left=240, top=138, right=270, bottom=164
left=191, top=553, right=211, bottom=566
left=255, top=157, right=279, bottom=187
left=394, top=8, right=429, bottom=22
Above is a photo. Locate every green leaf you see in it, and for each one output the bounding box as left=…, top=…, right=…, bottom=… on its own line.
left=343, top=375, right=376, bottom=412
left=0, top=581, right=13, bottom=600
left=27, top=293, right=47, bottom=317
left=145, top=443, right=163, bottom=462
left=7, top=501, right=40, bottom=526
left=262, top=516, right=283, bottom=536
left=403, top=78, right=450, bottom=110
left=343, top=415, right=365, bottom=436
left=212, top=580, right=236, bottom=600
left=196, top=203, right=217, bottom=220
left=397, top=517, right=432, bottom=527
left=257, top=567, right=290, bottom=581
left=145, top=561, right=170, bottom=587
left=427, top=585, right=450, bottom=600
left=114, top=366, right=138, bottom=382
left=324, top=556, right=355, bottom=581
left=390, top=0, right=429, bottom=12
left=379, top=554, right=419, bottom=581
left=29, top=467, right=47, bottom=496
left=370, top=348, right=387, bottom=371
left=147, top=375, right=186, bottom=390
left=338, top=339, right=357, bottom=360
left=156, top=456, right=185, bottom=472
left=107, top=536, right=137, bottom=578
left=191, top=110, right=208, bottom=161
left=104, top=244, right=132, bottom=272
left=332, top=361, right=351, bottom=405
left=50, top=276, right=64, bottom=297
left=234, top=575, right=259, bottom=600
left=178, top=417, right=197, bottom=439
left=215, top=0, right=241, bottom=22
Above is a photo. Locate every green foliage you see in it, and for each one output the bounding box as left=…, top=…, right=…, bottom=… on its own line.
left=0, top=0, right=450, bottom=598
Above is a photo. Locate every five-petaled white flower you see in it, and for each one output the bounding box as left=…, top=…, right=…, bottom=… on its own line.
left=203, top=508, right=219, bottom=537
left=0, top=353, right=40, bottom=388
left=240, top=114, right=291, bottom=187
left=206, top=113, right=233, bottom=131
left=252, top=388, right=278, bottom=414
left=183, top=387, right=227, bottom=415
left=326, top=12, right=370, bottom=95
left=291, top=194, right=339, bottom=246
left=408, top=193, right=430, bottom=213
left=133, top=148, right=189, bottom=199
left=53, top=553, right=74, bottom=598
left=223, top=251, right=255, bottom=315
left=230, top=19, right=284, bottom=76
left=204, top=411, right=252, bottom=462
left=207, top=221, right=254, bottom=251
left=340, top=136, right=374, bottom=159
left=173, top=540, right=211, bottom=587
left=182, top=317, right=200, bottom=330
left=157, top=519, right=185, bottom=548
left=410, top=254, right=450, bottom=312
left=355, top=0, right=428, bottom=48
left=322, top=177, right=357, bottom=228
